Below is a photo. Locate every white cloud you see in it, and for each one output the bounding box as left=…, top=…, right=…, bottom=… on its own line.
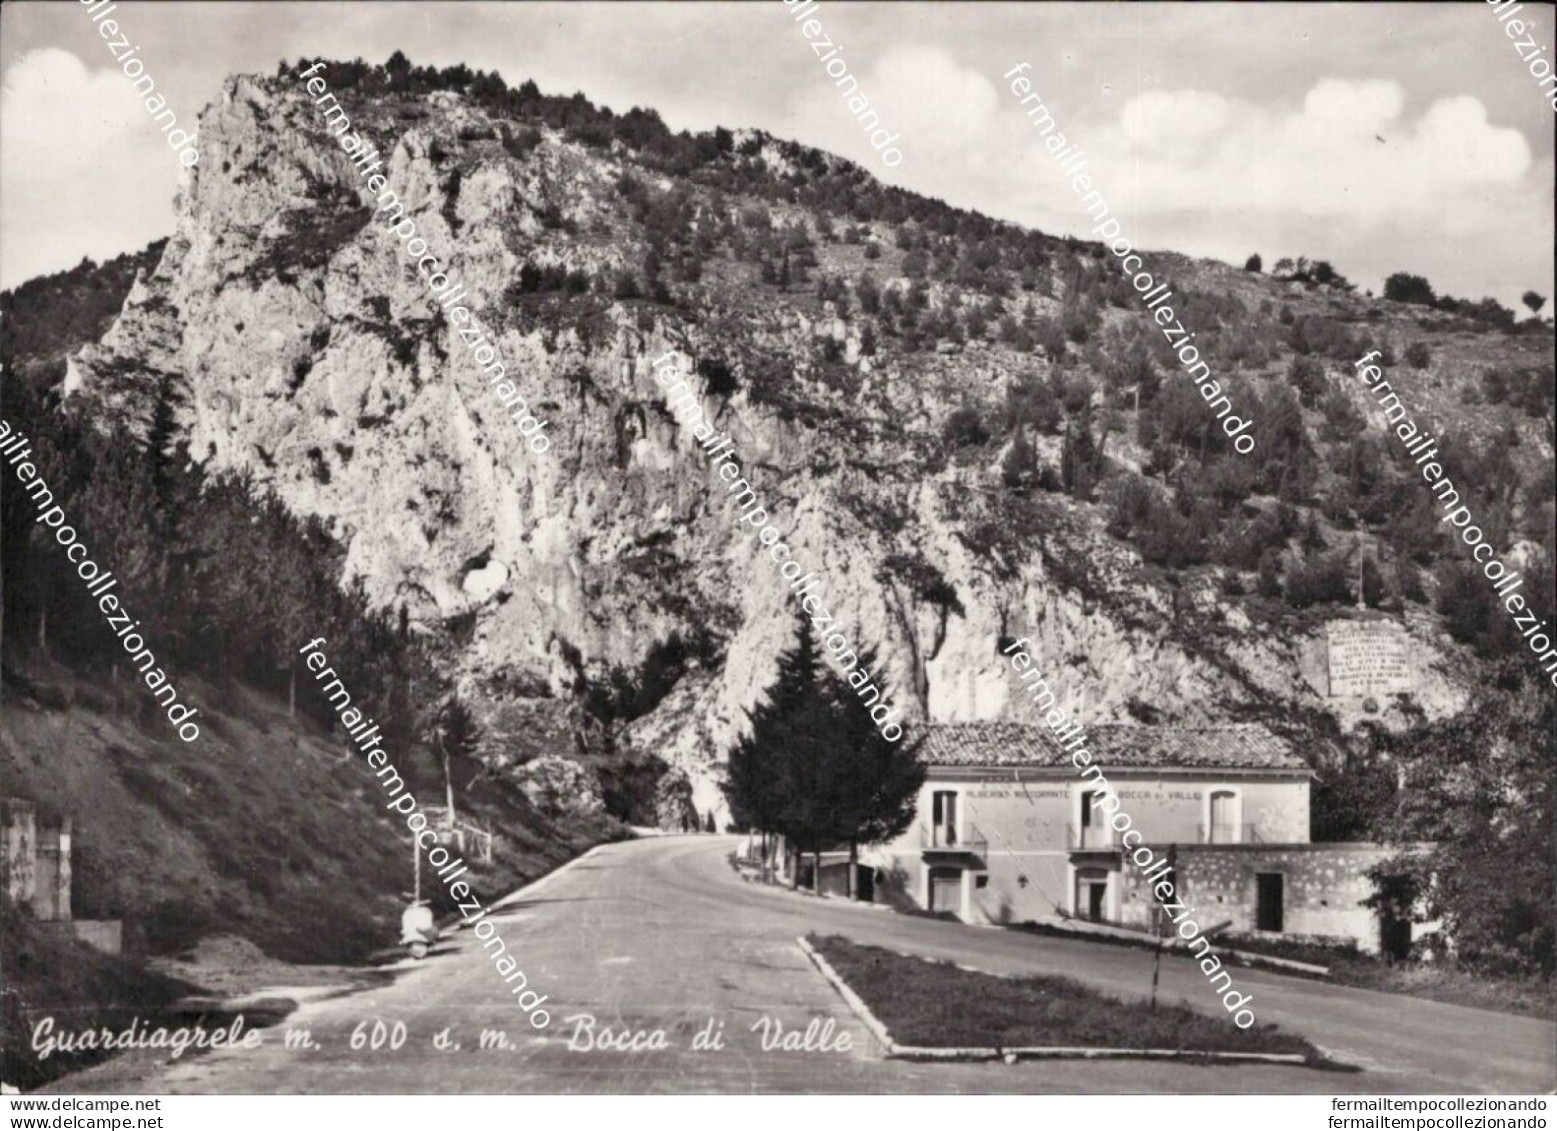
left=1121, top=90, right=1232, bottom=150
left=778, top=43, right=1005, bottom=183
left=1075, top=81, right=1533, bottom=226
left=867, top=44, right=1001, bottom=149
left=1, top=47, right=148, bottom=153
left=0, top=48, right=180, bottom=287
left=1299, top=78, right=1403, bottom=139
left=1416, top=95, right=1530, bottom=183
left=950, top=72, right=1549, bottom=310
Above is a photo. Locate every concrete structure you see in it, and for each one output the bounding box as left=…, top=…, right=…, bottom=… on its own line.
left=1, top=796, right=120, bottom=954
left=1, top=798, right=69, bottom=920
left=859, top=723, right=1411, bottom=955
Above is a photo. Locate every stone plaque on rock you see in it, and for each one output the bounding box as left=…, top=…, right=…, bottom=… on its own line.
left=1326, top=620, right=1413, bottom=697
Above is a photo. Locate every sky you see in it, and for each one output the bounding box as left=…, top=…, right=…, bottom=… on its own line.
left=2, top=1, right=1554, bottom=314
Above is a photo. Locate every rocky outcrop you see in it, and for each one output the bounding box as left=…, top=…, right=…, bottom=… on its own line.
left=62, top=71, right=1476, bottom=827
left=514, top=755, right=605, bottom=821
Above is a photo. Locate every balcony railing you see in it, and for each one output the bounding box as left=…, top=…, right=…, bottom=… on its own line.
left=1199, top=823, right=1261, bottom=845
left=920, top=824, right=987, bottom=854
left=1068, top=823, right=1122, bottom=851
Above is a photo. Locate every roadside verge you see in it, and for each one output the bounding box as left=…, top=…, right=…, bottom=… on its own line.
left=796, top=934, right=1318, bottom=1066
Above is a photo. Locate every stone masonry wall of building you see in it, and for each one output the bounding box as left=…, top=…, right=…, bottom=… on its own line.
left=1119, top=844, right=1407, bottom=953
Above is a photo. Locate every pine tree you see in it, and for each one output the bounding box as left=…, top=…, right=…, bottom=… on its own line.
left=819, top=646, right=925, bottom=897
left=724, top=619, right=923, bottom=895
left=724, top=616, right=822, bottom=879
left=146, top=376, right=179, bottom=521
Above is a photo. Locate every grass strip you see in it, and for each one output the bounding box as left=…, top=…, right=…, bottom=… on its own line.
left=808, top=934, right=1318, bottom=1059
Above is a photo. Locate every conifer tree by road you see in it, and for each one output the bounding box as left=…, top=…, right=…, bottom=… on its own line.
left=724, top=617, right=924, bottom=891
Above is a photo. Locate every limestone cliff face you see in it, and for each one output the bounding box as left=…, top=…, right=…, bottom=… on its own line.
left=64, top=73, right=1472, bottom=824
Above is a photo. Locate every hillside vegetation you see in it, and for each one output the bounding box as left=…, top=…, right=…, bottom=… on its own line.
left=0, top=661, right=612, bottom=963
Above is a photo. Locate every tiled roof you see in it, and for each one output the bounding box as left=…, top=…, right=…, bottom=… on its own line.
left=917, top=721, right=1307, bottom=772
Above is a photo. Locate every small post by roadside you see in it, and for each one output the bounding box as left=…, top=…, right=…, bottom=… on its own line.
left=1150, top=909, right=1165, bottom=1010
left=1150, top=844, right=1179, bottom=1010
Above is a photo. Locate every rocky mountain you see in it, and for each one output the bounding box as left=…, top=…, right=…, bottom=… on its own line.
left=56, top=58, right=1556, bottom=826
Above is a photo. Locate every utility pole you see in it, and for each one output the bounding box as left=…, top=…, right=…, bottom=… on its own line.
left=1356, top=530, right=1366, bottom=610
left=1151, top=844, right=1178, bottom=1010
left=412, top=830, right=421, bottom=902
left=1150, top=912, right=1165, bottom=1011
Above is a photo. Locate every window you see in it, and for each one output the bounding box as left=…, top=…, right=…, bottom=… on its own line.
left=1208, top=790, right=1238, bottom=843
left=931, top=791, right=958, bottom=847
left=975, top=874, right=990, bottom=889
left=1078, top=790, right=1108, bottom=848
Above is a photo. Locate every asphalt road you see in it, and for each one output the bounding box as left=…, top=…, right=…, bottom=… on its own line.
left=51, top=835, right=1557, bottom=1094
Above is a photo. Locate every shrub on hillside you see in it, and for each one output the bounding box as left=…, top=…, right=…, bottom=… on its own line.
left=1002, top=370, right=1063, bottom=436
left=1001, top=431, right=1038, bottom=490
left=1405, top=341, right=1431, bottom=369
left=1482, top=369, right=1509, bottom=404
left=942, top=406, right=991, bottom=449
left=1034, top=316, right=1068, bottom=359
left=1288, top=354, right=1327, bottom=406
left=1060, top=372, right=1095, bottom=413
left=1285, top=551, right=1353, bottom=607
left=698, top=357, right=738, bottom=396
left=1385, top=273, right=1436, bottom=305
left=501, top=124, right=543, bottom=158
left=613, top=270, right=643, bottom=299
left=1256, top=549, right=1284, bottom=597
left=1504, top=367, right=1555, bottom=418
left=1223, top=503, right=1298, bottom=571
left=1202, top=456, right=1258, bottom=512
left=1319, top=387, right=1365, bottom=443
left=1289, top=314, right=1357, bottom=360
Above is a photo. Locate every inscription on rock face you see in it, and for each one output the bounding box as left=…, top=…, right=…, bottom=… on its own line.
left=1326, top=620, right=1413, bottom=697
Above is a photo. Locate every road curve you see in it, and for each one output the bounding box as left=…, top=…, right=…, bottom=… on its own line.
left=49, top=835, right=1556, bottom=1094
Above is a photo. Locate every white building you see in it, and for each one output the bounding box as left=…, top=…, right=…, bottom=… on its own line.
left=848, top=722, right=1413, bottom=955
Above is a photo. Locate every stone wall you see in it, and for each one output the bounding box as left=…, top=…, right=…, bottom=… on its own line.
left=1120, top=842, right=1412, bottom=953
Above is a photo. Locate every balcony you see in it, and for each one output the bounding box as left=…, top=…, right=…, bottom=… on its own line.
left=920, top=824, right=987, bottom=855
left=1199, top=823, right=1261, bottom=845
left=1068, top=823, right=1122, bottom=851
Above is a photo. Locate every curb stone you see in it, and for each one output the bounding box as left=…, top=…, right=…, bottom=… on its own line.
left=795, top=936, right=904, bottom=1056
left=1042, top=921, right=1332, bottom=977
